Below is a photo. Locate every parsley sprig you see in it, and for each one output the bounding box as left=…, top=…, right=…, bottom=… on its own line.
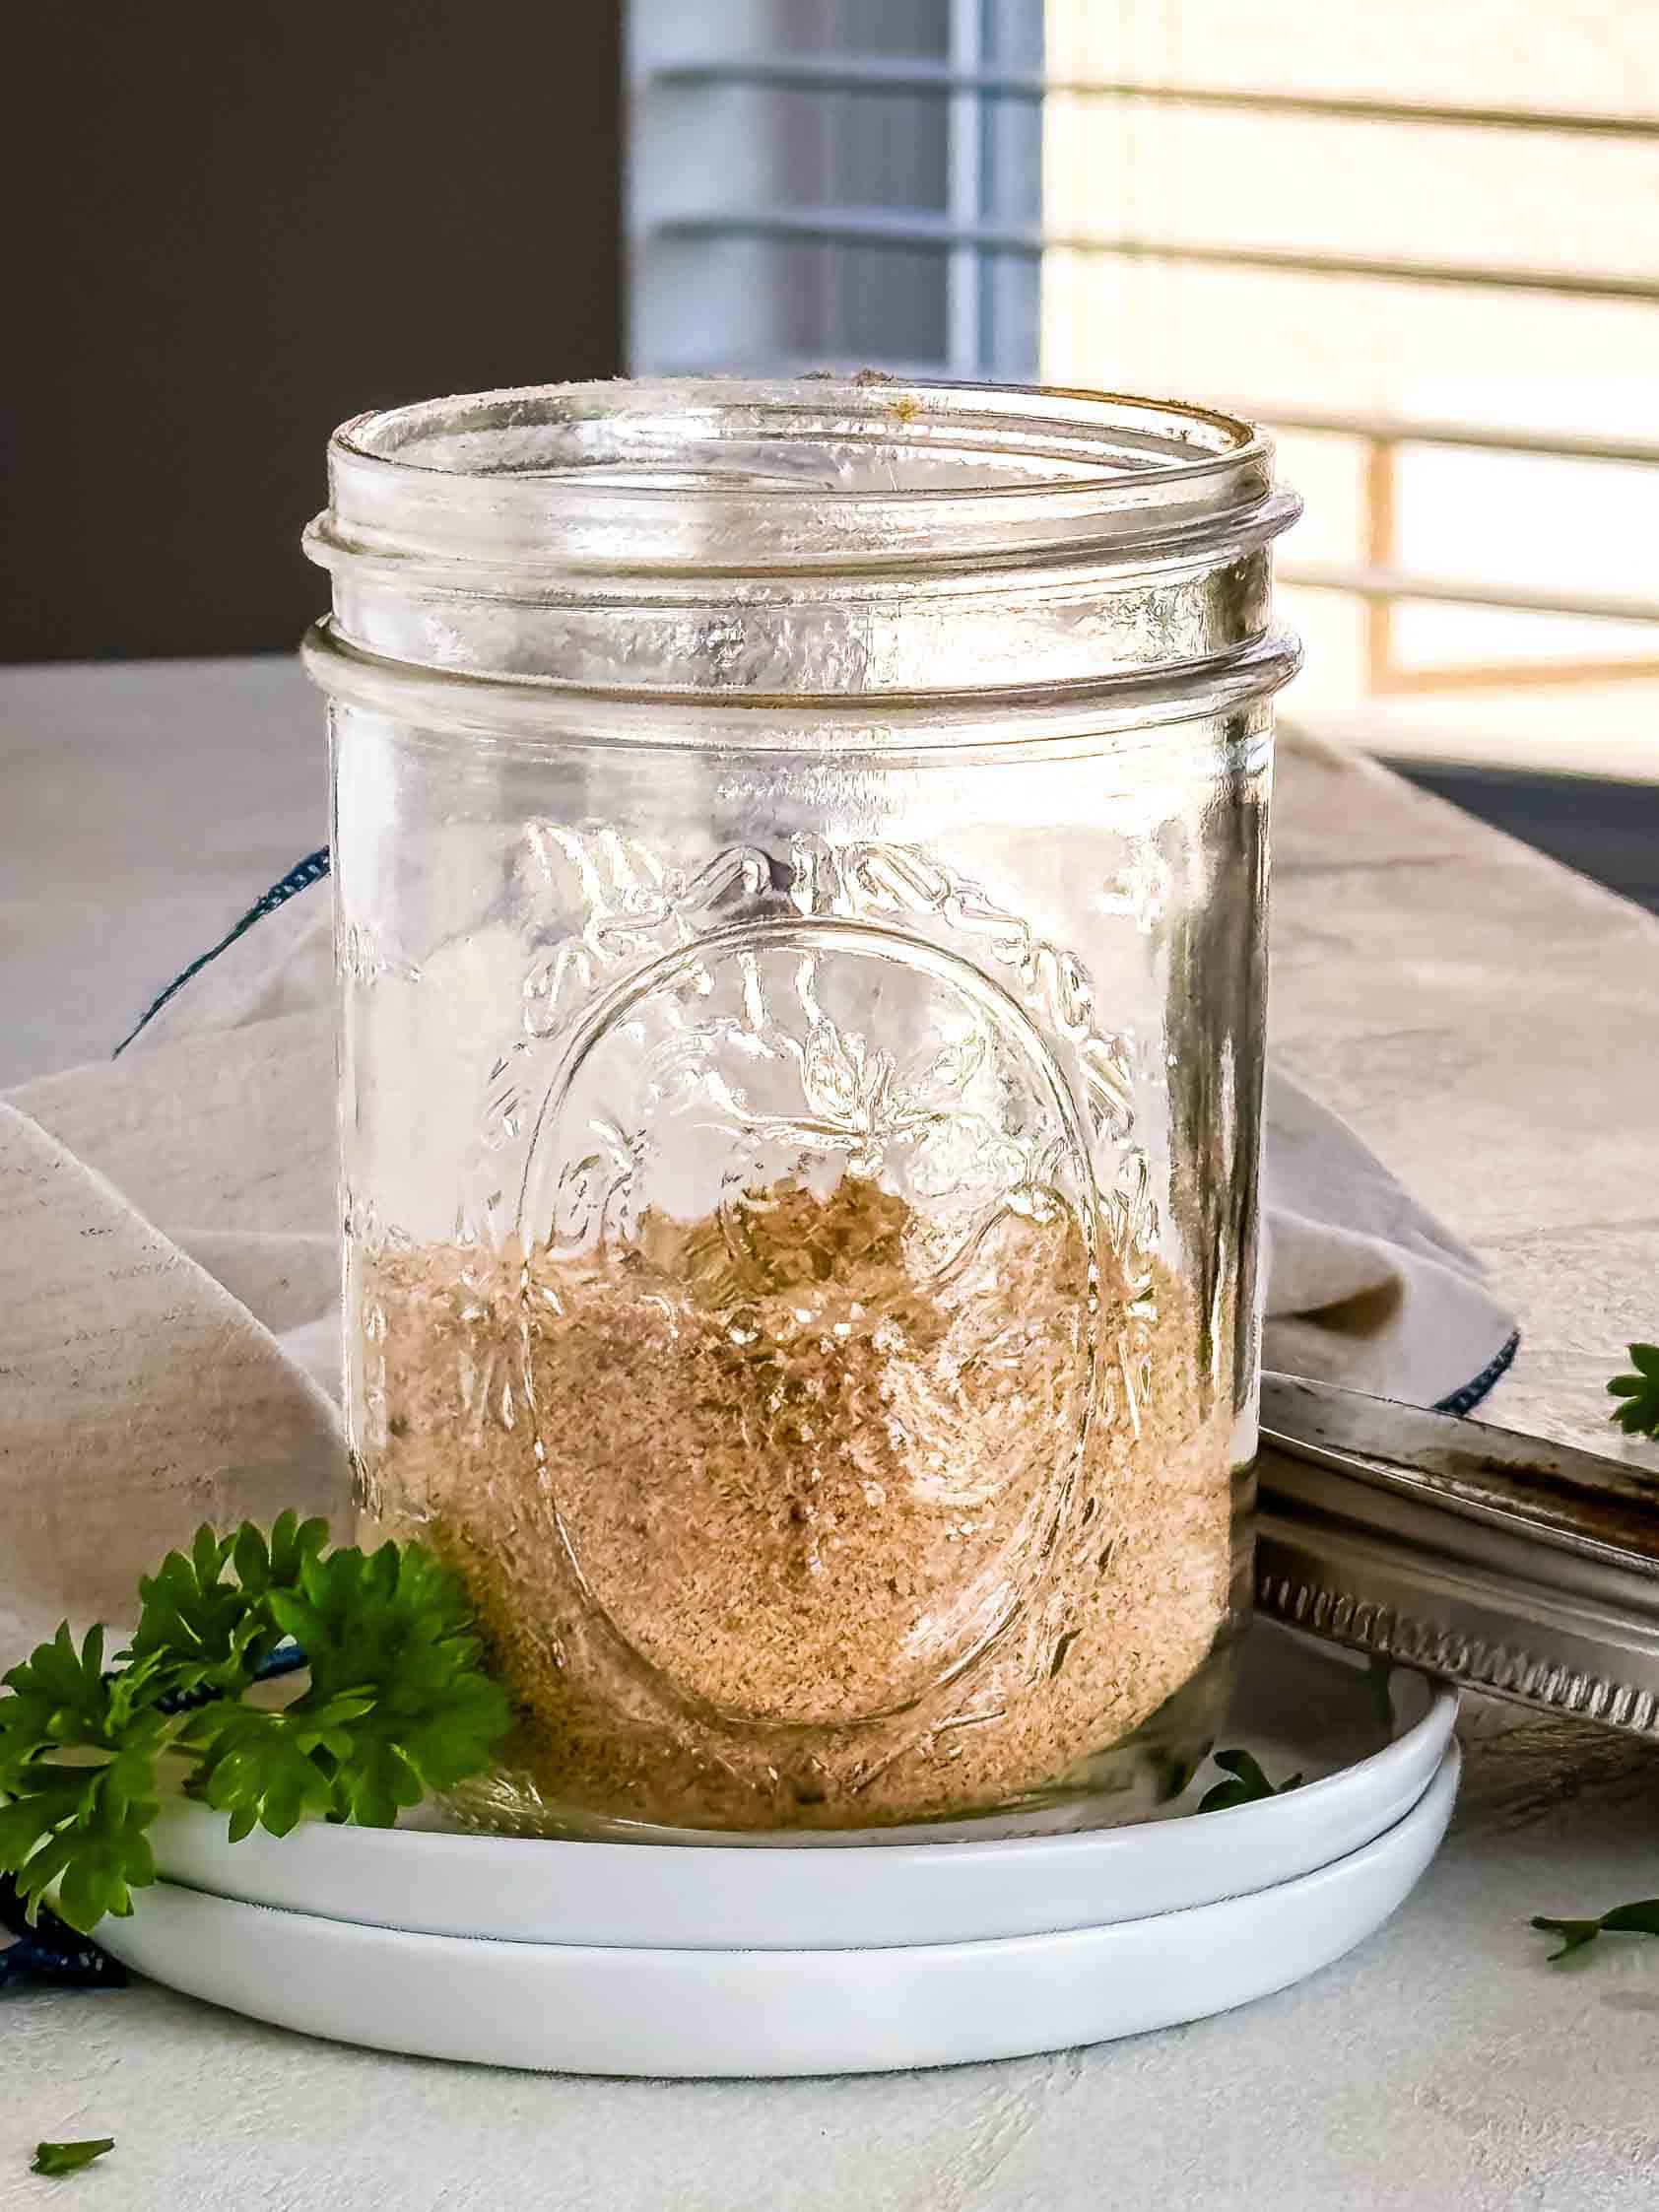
left=0, top=1515, right=509, bottom=1935
left=1608, top=1343, right=1659, bottom=1441
left=1532, top=1898, right=1659, bottom=1962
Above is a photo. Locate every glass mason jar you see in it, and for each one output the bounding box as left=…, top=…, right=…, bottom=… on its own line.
left=303, top=378, right=1299, bottom=1840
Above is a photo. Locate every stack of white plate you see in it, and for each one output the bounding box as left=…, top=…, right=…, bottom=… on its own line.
left=99, top=1627, right=1458, bottom=2077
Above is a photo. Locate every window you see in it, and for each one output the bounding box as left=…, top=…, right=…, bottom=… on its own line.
left=629, top=2, right=1659, bottom=774
left=628, top=2, right=1043, bottom=379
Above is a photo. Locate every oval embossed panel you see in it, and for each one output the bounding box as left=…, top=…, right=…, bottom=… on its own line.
left=517, top=919, right=1103, bottom=1727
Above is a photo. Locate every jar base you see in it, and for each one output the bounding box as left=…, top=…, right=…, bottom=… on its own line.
left=438, top=1636, right=1241, bottom=1847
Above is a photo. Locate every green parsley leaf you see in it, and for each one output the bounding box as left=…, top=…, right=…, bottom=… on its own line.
left=1608, top=1343, right=1659, bottom=1440
left=0, top=1626, right=120, bottom=1779
left=0, top=1630, right=171, bottom=1930
left=32, top=2138, right=115, bottom=2178
left=266, top=1542, right=512, bottom=1822
left=0, top=1521, right=509, bottom=1933
left=1532, top=1898, right=1659, bottom=1962
left=12, top=1783, right=159, bottom=1933
left=128, top=1524, right=266, bottom=1698
left=231, top=1508, right=330, bottom=1600
left=1198, top=1746, right=1304, bottom=1814
left=188, top=1695, right=366, bottom=1840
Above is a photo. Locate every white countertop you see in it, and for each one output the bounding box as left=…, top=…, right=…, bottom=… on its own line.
left=4, top=658, right=1659, bottom=2211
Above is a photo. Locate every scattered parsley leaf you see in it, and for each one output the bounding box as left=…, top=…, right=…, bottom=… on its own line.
left=32, top=2139, right=115, bottom=2178
left=1199, top=1746, right=1304, bottom=1814
left=1532, top=1898, right=1659, bottom=1962
left=0, top=1520, right=509, bottom=1934
left=1608, top=1343, right=1659, bottom=1440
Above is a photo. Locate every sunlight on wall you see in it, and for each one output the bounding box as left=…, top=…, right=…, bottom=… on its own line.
left=1039, top=0, right=1659, bottom=775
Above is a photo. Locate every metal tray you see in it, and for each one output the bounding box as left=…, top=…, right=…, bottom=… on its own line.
left=1257, top=1374, right=1659, bottom=1735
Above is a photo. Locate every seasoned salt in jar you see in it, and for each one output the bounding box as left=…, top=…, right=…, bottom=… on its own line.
left=303, top=378, right=1300, bottom=1837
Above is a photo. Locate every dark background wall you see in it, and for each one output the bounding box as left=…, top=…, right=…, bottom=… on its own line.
left=3, top=6, right=623, bottom=663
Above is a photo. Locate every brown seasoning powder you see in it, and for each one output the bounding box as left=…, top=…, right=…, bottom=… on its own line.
left=363, top=1177, right=1236, bottom=1831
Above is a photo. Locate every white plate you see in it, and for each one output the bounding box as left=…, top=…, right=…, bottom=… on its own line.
left=150, top=1628, right=1456, bottom=1949
left=102, top=1744, right=1458, bottom=2077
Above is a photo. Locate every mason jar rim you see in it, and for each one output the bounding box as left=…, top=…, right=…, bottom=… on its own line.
left=306, top=376, right=1295, bottom=584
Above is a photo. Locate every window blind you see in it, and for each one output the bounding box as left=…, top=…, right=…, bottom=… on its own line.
left=627, top=1, right=1659, bottom=768
left=628, top=1, right=1044, bottom=380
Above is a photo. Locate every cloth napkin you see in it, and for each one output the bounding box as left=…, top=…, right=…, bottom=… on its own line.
left=0, top=878, right=1515, bottom=1656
